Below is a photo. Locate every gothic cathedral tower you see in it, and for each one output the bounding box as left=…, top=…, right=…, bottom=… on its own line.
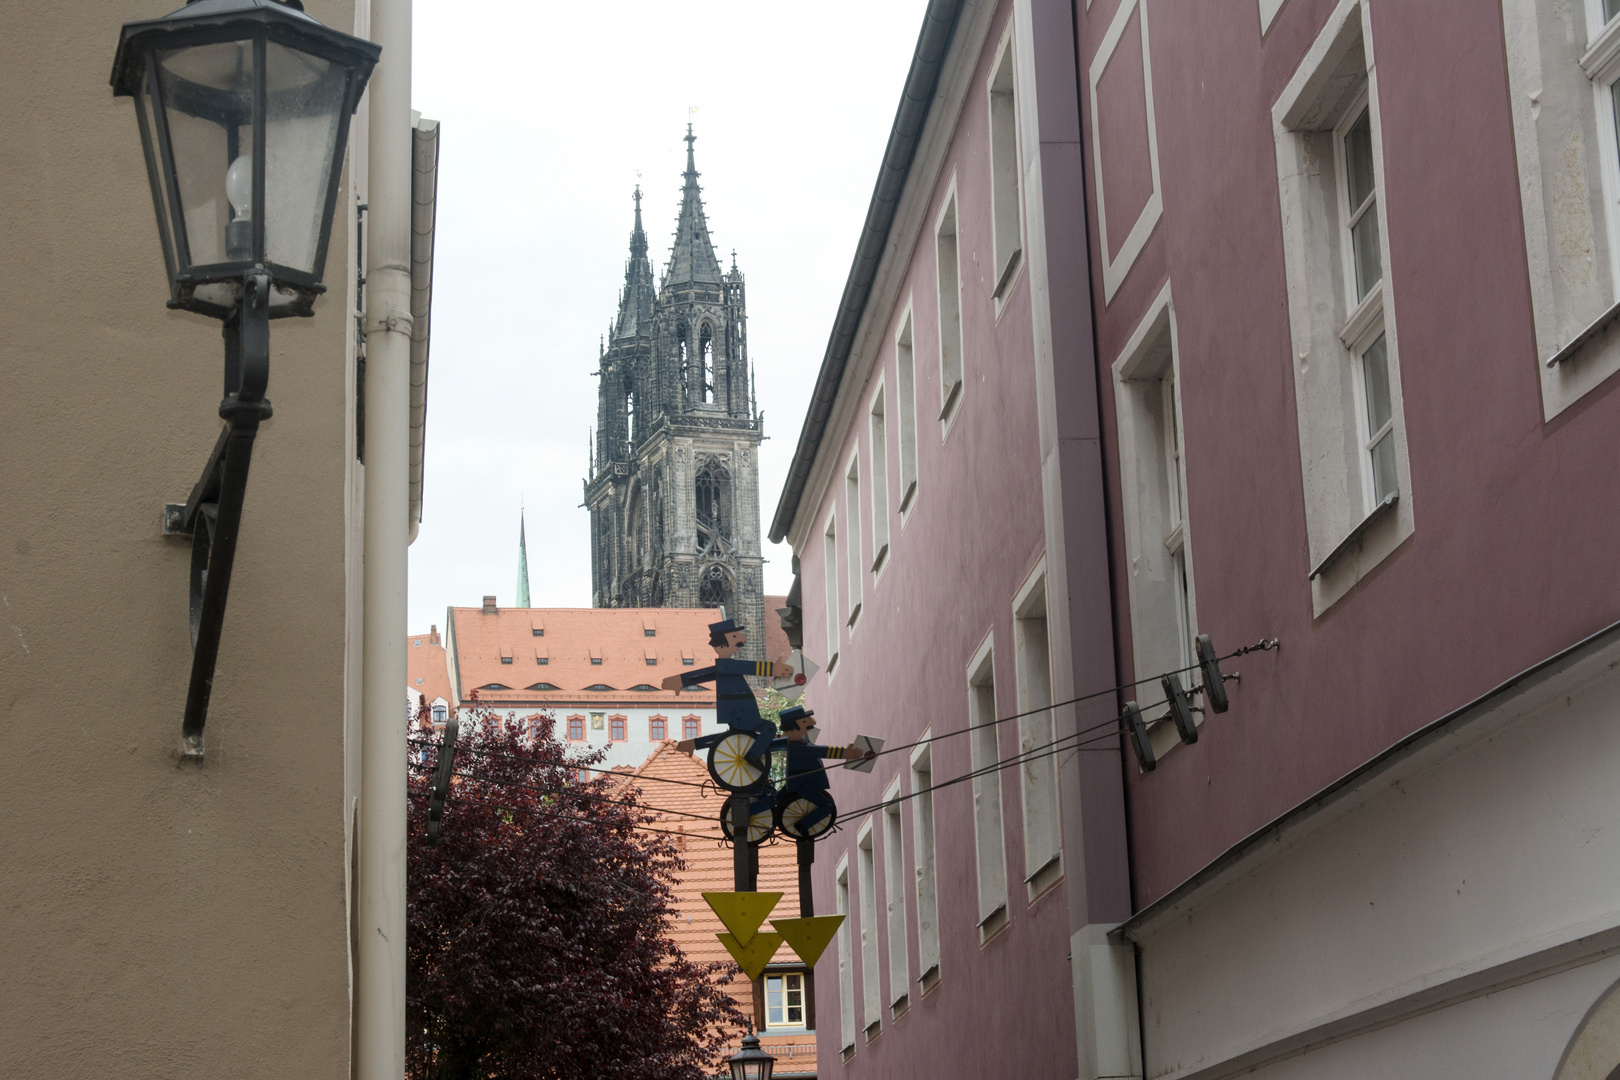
left=584, top=128, right=765, bottom=659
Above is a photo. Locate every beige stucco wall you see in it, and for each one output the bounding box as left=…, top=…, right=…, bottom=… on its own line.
left=0, top=2, right=364, bottom=1076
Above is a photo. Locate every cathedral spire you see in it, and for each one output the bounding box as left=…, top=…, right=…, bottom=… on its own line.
left=664, top=125, right=723, bottom=286
left=516, top=507, right=531, bottom=608
left=613, top=185, right=655, bottom=341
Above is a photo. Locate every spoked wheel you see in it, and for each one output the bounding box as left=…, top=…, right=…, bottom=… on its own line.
left=774, top=791, right=837, bottom=841
left=707, top=731, right=771, bottom=793
left=720, top=794, right=777, bottom=846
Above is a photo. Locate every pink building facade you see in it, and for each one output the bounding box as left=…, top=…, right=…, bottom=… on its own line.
left=775, top=0, right=1620, bottom=1077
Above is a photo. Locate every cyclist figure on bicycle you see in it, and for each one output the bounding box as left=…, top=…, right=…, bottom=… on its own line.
left=770, top=705, right=872, bottom=836
left=667, top=615, right=792, bottom=771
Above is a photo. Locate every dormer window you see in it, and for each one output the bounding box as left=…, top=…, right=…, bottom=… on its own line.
left=527, top=682, right=558, bottom=691
left=537, top=657, right=549, bottom=665
left=479, top=683, right=511, bottom=691
left=587, top=684, right=613, bottom=692
left=644, top=629, right=656, bottom=637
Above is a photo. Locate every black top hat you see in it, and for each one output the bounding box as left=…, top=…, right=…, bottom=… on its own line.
left=778, top=705, right=815, bottom=731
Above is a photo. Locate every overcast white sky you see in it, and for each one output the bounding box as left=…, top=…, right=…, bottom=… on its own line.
left=406, top=0, right=929, bottom=634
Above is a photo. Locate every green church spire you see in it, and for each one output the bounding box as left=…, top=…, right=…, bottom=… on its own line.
left=516, top=507, right=531, bottom=608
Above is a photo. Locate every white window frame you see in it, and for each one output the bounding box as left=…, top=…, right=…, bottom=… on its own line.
left=881, top=777, right=910, bottom=1015
left=966, top=632, right=1009, bottom=940
left=988, top=24, right=1025, bottom=308
left=856, top=817, right=882, bottom=1040
left=845, top=453, right=863, bottom=631
left=895, top=304, right=921, bottom=523
left=836, top=854, right=856, bottom=1055
left=935, top=180, right=965, bottom=435
left=909, top=733, right=942, bottom=992
left=1502, top=0, right=1620, bottom=418
left=823, top=514, right=840, bottom=677
left=1272, top=0, right=1414, bottom=616
left=1088, top=0, right=1163, bottom=302
left=763, top=970, right=808, bottom=1031
left=868, top=380, right=891, bottom=580
left=1012, top=559, right=1062, bottom=898
left=1111, top=283, right=1200, bottom=760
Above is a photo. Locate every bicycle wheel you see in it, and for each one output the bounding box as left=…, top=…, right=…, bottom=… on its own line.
left=706, top=731, right=770, bottom=792
left=774, top=791, right=836, bottom=840
left=719, top=794, right=776, bottom=846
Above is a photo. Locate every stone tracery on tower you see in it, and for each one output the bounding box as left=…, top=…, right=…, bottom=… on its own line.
left=584, top=128, right=765, bottom=660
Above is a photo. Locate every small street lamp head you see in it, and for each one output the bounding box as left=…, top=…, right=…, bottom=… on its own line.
left=111, top=0, right=380, bottom=319
left=727, top=1029, right=776, bottom=1080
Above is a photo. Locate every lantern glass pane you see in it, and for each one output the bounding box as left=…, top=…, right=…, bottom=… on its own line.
left=134, top=77, right=178, bottom=285
left=155, top=41, right=255, bottom=268
left=264, top=42, right=346, bottom=274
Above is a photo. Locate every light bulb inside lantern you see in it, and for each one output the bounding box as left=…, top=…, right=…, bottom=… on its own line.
left=225, top=155, right=253, bottom=221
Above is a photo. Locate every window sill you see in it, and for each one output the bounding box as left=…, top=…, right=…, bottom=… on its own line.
left=977, top=902, right=1009, bottom=944
left=1546, top=295, right=1620, bottom=368
left=938, top=380, right=962, bottom=423
left=869, top=544, right=889, bottom=575
left=864, top=1020, right=883, bottom=1043
left=992, top=247, right=1023, bottom=300
left=1309, top=492, right=1398, bottom=580
left=846, top=603, right=862, bottom=629
left=918, top=963, right=941, bottom=995
left=890, top=993, right=909, bottom=1019
left=1582, top=14, right=1620, bottom=78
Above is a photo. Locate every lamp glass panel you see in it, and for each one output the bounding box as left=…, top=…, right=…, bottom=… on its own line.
left=134, top=76, right=178, bottom=284
left=264, top=42, right=346, bottom=274
left=155, top=42, right=255, bottom=268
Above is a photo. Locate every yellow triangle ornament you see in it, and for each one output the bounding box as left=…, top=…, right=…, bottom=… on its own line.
left=770, top=915, right=845, bottom=968
left=702, top=891, right=783, bottom=946
left=717, top=931, right=785, bottom=981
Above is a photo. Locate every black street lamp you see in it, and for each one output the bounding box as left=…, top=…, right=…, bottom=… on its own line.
left=111, top=0, right=379, bottom=757
left=727, top=1030, right=776, bottom=1080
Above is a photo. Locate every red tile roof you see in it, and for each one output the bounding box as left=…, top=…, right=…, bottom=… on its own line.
left=445, top=606, right=725, bottom=709
left=632, top=742, right=818, bottom=1075
left=407, top=628, right=453, bottom=708
left=762, top=594, right=791, bottom=667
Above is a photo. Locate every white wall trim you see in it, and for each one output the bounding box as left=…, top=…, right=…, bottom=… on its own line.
left=1089, top=0, right=1164, bottom=302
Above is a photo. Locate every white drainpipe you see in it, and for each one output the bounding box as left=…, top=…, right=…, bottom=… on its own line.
left=358, top=0, right=411, bottom=1073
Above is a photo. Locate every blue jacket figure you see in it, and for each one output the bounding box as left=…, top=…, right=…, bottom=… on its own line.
left=666, top=616, right=793, bottom=767
left=770, top=705, right=871, bottom=836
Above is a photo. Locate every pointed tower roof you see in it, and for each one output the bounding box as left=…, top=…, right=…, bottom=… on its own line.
left=614, top=186, right=656, bottom=341
left=516, top=508, right=531, bottom=608
left=663, top=125, right=723, bottom=287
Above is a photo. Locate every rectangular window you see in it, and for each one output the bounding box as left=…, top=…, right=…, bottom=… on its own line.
left=500, top=646, right=513, bottom=665
left=837, top=856, right=856, bottom=1055
left=868, top=385, right=891, bottom=575
left=896, top=311, right=919, bottom=515
left=645, top=655, right=658, bottom=666
left=683, top=716, right=700, bottom=740
left=590, top=657, right=603, bottom=666
left=909, top=737, right=941, bottom=990
left=609, top=716, right=626, bottom=741
left=824, top=516, right=841, bottom=673
left=882, top=781, right=909, bottom=1014
left=536, top=656, right=548, bottom=665
left=649, top=716, right=667, bottom=741
left=857, top=820, right=882, bottom=1038
left=845, top=456, right=863, bottom=628
left=1113, top=291, right=1198, bottom=756
left=567, top=716, right=584, bottom=741
left=500, top=657, right=513, bottom=665
left=935, top=191, right=964, bottom=430
left=1273, top=2, right=1413, bottom=610
left=764, top=972, right=806, bottom=1029
left=967, top=639, right=1008, bottom=938
left=988, top=30, right=1022, bottom=298
left=1014, top=566, right=1061, bottom=896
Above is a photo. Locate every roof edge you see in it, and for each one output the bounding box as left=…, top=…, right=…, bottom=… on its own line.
left=767, top=0, right=968, bottom=544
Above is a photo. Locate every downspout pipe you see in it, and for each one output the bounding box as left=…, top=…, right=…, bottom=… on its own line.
left=357, top=0, right=410, bottom=1073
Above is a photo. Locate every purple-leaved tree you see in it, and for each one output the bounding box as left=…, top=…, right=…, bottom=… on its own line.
left=407, top=698, right=746, bottom=1080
